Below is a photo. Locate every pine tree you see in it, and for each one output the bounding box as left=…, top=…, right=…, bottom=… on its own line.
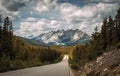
left=112, top=18, right=118, bottom=44
left=115, top=8, right=120, bottom=42
left=91, top=26, right=100, bottom=44
left=106, top=16, right=113, bottom=47
left=0, top=26, right=2, bottom=57
left=0, top=15, right=3, bottom=58
left=100, top=18, right=107, bottom=50
left=1, top=17, right=14, bottom=59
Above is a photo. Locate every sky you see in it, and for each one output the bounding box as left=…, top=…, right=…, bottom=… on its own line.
left=0, top=0, right=120, bottom=38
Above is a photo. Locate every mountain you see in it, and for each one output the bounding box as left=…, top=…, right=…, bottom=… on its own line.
left=18, top=37, right=48, bottom=46
left=32, top=29, right=90, bottom=46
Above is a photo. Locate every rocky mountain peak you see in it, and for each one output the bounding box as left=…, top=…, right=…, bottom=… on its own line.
left=32, top=29, right=90, bottom=46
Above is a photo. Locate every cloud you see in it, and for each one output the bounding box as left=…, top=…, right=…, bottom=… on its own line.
left=31, top=0, right=58, bottom=13
left=1, top=0, right=26, bottom=11
left=85, top=0, right=120, bottom=3
left=22, top=17, right=36, bottom=22
left=9, top=0, right=119, bottom=37
left=59, top=2, right=119, bottom=34
left=14, top=19, right=62, bottom=38
left=57, top=0, right=120, bottom=6
left=0, top=0, right=27, bottom=20
left=60, top=3, right=119, bottom=23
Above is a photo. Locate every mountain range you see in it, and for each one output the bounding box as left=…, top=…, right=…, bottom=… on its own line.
left=31, top=29, right=90, bottom=46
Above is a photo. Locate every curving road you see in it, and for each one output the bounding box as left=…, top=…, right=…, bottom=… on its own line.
left=0, top=55, right=73, bottom=76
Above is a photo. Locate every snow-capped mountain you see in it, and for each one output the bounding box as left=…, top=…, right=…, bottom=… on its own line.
left=32, top=29, right=90, bottom=46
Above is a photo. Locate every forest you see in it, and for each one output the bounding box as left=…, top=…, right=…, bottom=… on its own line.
left=0, top=6, right=120, bottom=75
left=69, top=8, right=120, bottom=70
left=0, top=17, right=62, bottom=72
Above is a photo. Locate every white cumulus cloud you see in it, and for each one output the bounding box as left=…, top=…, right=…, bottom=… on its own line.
left=59, top=2, right=119, bottom=34
left=12, top=0, right=120, bottom=37
left=14, top=19, right=62, bottom=38
left=22, top=17, right=36, bottom=22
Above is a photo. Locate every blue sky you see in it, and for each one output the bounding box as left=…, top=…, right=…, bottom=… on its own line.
left=0, top=0, right=120, bottom=38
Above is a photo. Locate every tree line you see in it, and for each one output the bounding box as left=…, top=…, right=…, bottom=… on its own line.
left=0, top=17, right=62, bottom=72
left=69, top=8, right=120, bottom=69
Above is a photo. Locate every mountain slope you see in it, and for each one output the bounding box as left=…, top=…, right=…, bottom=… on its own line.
left=18, top=37, right=48, bottom=46
left=79, top=49, right=120, bottom=76
left=32, top=29, right=90, bottom=46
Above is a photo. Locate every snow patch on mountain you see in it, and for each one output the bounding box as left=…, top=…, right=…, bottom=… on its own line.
left=32, top=29, right=90, bottom=46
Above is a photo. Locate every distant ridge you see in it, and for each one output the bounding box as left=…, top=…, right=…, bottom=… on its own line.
left=32, top=29, right=90, bottom=46
left=18, top=36, right=48, bottom=46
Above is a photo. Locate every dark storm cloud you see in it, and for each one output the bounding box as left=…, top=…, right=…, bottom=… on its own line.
left=1, top=0, right=26, bottom=11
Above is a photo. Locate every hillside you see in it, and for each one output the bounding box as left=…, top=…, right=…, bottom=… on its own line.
left=69, top=8, right=120, bottom=76
left=18, top=36, right=48, bottom=46
left=79, top=49, right=120, bottom=76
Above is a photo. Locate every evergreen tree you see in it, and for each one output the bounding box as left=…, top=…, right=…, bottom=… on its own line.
left=91, top=26, right=103, bottom=55
left=112, top=19, right=118, bottom=44
left=100, top=18, right=107, bottom=50
left=0, top=26, right=2, bottom=57
left=106, top=16, right=113, bottom=46
left=115, top=8, right=120, bottom=41
left=1, top=17, right=14, bottom=59
left=0, top=15, right=3, bottom=58
left=91, top=26, right=99, bottom=43
left=70, top=8, right=120, bottom=70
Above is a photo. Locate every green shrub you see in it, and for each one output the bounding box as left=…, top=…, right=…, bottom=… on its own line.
left=0, top=55, right=11, bottom=72
left=10, top=60, right=26, bottom=70
left=71, top=63, right=79, bottom=70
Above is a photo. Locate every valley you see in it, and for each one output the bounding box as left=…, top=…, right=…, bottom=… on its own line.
left=0, top=0, right=120, bottom=76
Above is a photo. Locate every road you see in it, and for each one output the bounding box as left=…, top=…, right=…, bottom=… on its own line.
left=0, top=55, right=73, bottom=76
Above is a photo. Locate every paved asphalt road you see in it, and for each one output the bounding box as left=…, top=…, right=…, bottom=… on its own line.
left=0, top=55, right=73, bottom=76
